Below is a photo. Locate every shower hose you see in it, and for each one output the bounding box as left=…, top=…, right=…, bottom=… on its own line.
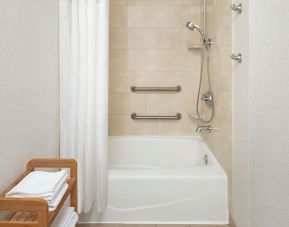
left=196, top=47, right=215, bottom=123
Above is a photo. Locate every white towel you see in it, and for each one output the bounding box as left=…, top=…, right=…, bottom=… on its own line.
left=49, top=183, right=68, bottom=212
left=69, top=212, right=79, bottom=227
left=51, top=207, right=78, bottom=227
left=6, top=170, right=68, bottom=200
left=51, top=207, right=74, bottom=227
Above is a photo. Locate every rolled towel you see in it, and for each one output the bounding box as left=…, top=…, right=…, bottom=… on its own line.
left=6, top=170, right=68, bottom=200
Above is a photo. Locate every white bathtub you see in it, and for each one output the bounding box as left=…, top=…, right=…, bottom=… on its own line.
left=80, top=136, right=228, bottom=224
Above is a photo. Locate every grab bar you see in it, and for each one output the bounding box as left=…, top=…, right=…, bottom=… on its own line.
left=131, top=113, right=182, bottom=120
left=131, top=86, right=181, bottom=92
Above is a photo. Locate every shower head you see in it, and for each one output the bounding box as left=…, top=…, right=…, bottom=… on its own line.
left=186, top=21, right=200, bottom=31
left=186, top=21, right=207, bottom=40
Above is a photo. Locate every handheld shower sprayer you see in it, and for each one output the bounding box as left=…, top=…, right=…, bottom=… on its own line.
left=186, top=21, right=207, bottom=41
left=186, top=21, right=212, bottom=49
left=186, top=21, right=214, bottom=124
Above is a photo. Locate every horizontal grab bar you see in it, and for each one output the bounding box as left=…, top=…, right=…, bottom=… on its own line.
left=131, top=113, right=182, bottom=120
left=131, top=86, right=181, bottom=92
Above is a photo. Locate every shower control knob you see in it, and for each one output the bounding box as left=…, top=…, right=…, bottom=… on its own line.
left=231, top=53, right=242, bottom=63
left=231, top=3, right=242, bottom=14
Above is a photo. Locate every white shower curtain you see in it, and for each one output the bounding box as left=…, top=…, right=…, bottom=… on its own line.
left=59, top=0, right=109, bottom=213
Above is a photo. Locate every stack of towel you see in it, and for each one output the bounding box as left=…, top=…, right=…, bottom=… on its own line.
left=6, top=170, right=69, bottom=211
left=51, top=207, right=78, bottom=227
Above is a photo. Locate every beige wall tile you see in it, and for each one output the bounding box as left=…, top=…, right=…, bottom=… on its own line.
left=132, top=121, right=158, bottom=135
left=183, top=0, right=203, bottom=5
left=110, top=0, right=128, bottom=6
left=147, top=51, right=171, bottom=71
left=158, top=28, right=198, bottom=50
left=201, top=0, right=232, bottom=215
left=180, top=72, right=200, bottom=92
left=146, top=6, right=170, bottom=27
left=171, top=51, right=196, bottom=71
left=109, top=72, right=133, bottom=92
left=133, top=71, right=159, bottom=86
left=127, top=50, right=148, bottom=71
left=170, top=6, right=201, bottom=27
left=109, top=93, right=122, bottom=114
left=179, top=93, right=198, bottom=113
left=122, top=93, right=146, bottom=114
left=181, top=114, right=198, bottom=135
left=110, top=28, right=134, bottom=49
left=170, top=6, right=190, bottom=27
left=109, top=50, right=128, bottom=71
left=109, top=115, right=133, bottom=135
left=134, top=28, right=158, bottom=49
left=156, top=72, right=182, bottom=86
left=109, top=0, right=206, bottom=136
left=157, top=120, right=182, bottom=135
left=146, top=94, right=180, bottom=114
left=128, top=6, right=147, bottom=27
left=110, top=6, right=128, bottom=27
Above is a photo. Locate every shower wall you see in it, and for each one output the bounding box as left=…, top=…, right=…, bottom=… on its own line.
left=203, top=0, right=233, bottom=212
left=109, top=0, right=203, bottom=135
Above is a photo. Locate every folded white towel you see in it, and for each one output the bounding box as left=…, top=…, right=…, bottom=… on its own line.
left=51, top=207, right=74, bottom=227
left=51, top=207, right=78, bottom=227
left=69, top=212, right=79, bottom=227
left=6, top=170, right=68, bottom=200
left=49, top=183, right=68, bottom=212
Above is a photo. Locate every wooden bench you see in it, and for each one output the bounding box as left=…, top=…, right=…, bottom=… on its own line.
left=0, top=159, right=77, bottom=227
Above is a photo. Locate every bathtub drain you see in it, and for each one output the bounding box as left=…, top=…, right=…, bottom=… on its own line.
left=204, top=154, right=208, bottom=165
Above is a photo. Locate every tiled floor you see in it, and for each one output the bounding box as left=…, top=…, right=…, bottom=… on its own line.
left=77, top=224, right=230, bottom=227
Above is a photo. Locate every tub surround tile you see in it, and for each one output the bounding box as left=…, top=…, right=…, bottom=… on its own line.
left=157, top=120, right=182, bottom=135
left=146, top=6, right=171, bottom=27
left=169, top=6, right=202, bottom=27
left=133, top=71, right=159, bottom=86
left=122, top=93, right=146, bottom=114
left=202, top=0, right=232, bottom=218
left=145, top=94, right=181, bottom=114
left=109, top=93, right=123, bottom=114
left=109, top=72, right=133, bottom=92
left=132, top=120, right=158, bottom=135
left=109, top=0, right=205, bottom=136
left=110, top=0, right=128, bottom=5
left=134, top=28, right=159, bottom=49
left=109, top=115, right=133, bottom=135
left=110, top=6, right=128, bottom=27
left=170, top=51, right=197, bottom=71
left=109, top=50, right=129, bottom=72
left=146, top=51, right=172, bottom=71
left=110, top=28, right=134, bottom=50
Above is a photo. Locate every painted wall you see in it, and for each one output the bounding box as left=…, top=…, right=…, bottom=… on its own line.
left=232, top=0, right=250, bottom=226
left=108, top=0, right=203, bottom=135
left=233, top=0, right=289, bottom=226
left=0, top=0, right=59, bottom=190
left=248, top=0, right=289, bottom=226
